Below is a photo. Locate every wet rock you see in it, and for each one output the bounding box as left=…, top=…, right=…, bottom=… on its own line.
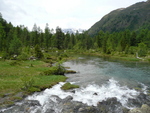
left=97, top=97, right=126, bottom=113
left=62, top=96, right=73, bottom=103
left=17, top=100, right=41, bottom=112
left=0, top=100, right=41, bottom=113
left=51, top=95, right=62, bottom=102
left=93, top=93, right=98, bottom=95
left=24, top=100, right=41, bottom=106
left=71, top=90, right=75, bottom=93
left=128, top=93, right=150, bottom=107
left=45, top=109, right=56, bottom=113
left=2, top=94, right=150, bottom=113
left=78, top=106, right=98, bottom=113
left=62, top=101, right=98, bottom=113
left=128, top=104, right=150, bottom=113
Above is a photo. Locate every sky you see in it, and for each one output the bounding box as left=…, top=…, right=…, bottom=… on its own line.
left=0, top=0, right=147, bottom=30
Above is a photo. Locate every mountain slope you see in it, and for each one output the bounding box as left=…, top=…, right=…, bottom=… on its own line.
left=88, top=1, right=150, bottom=36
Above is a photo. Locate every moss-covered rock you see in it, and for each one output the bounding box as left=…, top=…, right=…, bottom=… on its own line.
left=129, top=104, right=150, bottom=113
left=61, top=82, right=79, bottom=90
left=134, top=87, right=142, bottom=91
left=65, top=70, right=77, bottom=74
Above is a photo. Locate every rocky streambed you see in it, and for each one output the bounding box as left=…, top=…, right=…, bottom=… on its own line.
left=0, top=92, right=150, bottom=113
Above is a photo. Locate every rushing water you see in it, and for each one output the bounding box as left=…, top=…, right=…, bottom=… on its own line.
left=1, top=55, right=150, bottom=112
left=62, top=55, right=150, bottom=107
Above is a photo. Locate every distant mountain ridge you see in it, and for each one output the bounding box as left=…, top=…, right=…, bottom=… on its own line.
left=88, top=0, right=150, bottom=36
left=62, top=28, right=85, bottom=34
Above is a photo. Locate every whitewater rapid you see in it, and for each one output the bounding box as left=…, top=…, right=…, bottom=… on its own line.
left=27, top=78, right=147, bottom=109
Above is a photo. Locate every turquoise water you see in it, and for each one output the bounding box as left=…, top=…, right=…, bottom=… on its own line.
left=64, top=55, right=150, bottom=89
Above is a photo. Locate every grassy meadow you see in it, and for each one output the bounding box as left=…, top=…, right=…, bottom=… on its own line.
left=0, top=59, right=67, bottom=107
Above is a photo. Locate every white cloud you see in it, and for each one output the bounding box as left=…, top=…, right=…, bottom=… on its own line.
left=0, top=0, right=147, bottom=30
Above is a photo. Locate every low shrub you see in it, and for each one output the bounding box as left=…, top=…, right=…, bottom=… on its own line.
left=17, top=52, right=30, bottom=61
left=9, top=61, right=21, bottom=66
left=21, top=76, right=35, bottom=91
left=44, top=53, right=52, bottom=59
left=42, top=62, right=66, bottom=75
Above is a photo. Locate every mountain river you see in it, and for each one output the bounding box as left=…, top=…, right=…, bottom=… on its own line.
left=1, top=55, right=150, bottom=113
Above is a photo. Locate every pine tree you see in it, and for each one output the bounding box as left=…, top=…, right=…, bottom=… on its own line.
left=55, top=27, right=64, bottom=49
left=9, top=30, right=22, bottom=55
left=0, top=23, right=6, bottom=52
left=31, top=24, right=38, bottom=46
left=34, top=44, right=43, bottom=59
left=44, top=23, right=51, bottom=49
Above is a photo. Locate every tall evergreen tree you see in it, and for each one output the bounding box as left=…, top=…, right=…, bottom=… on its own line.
left=9, top=30, right=22, bottom=55
left=44, top=23, right=51, bottom=49
left=55, top=26, right=64, bottom=49
left=35, top=44, right=43, bottom=59
left=31, top=24, right=38, bottom=46
left=0, top=23, right=5, bottom=52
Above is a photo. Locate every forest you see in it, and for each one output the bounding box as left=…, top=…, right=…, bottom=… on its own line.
left=0, top=12, right=150, bottom=60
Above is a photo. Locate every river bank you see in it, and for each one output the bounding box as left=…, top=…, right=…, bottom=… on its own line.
left=0, top=59, right=68, bottom=109
left=76, top=50, right=150, bottom=62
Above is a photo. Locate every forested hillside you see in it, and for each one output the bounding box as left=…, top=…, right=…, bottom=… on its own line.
left=0, top=6, right=150, bottom=60
left=88, top=1, right=150, bottom=36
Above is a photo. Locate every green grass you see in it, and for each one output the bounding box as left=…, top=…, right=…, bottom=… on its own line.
left=34, top=75, right=67, bottom=90
left=0, top=60, right=67, bottom=104
left=0, top=60, right=51, bottom=76
left=111, top=56, right=141, bottom=61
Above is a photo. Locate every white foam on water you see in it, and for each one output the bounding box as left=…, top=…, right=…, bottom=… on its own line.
left=27, top=82, right=72, bottom=106
left=72, top=79, right=140, bottom=107
left=27, top=79, right=141, bottom=109
left=140, top=83, right=148, bottom=94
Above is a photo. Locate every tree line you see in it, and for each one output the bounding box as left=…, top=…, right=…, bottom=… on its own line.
left=93, top=29, right=150, bottom=57
left=0, top=13, right=150, bottom=59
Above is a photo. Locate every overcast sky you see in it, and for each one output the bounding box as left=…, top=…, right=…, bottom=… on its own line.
left=0, top=0, right=147, bottom=30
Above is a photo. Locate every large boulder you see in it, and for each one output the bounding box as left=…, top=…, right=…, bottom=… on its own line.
left=127, top=93, right=150, bottom=108
left=128, top=104, right=150, bottom=113
left=0, top=100, right=41, bottom=113
left=97, top=97, right=128, bottom=113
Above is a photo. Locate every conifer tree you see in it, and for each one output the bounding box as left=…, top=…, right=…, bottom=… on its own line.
left=44, top=23, right=51, bottom=49
left=9, top=30, right=22, bottom=55
left=55, top=26, right=64, bottom=49
left=34, top=44, right=43, bottom=59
